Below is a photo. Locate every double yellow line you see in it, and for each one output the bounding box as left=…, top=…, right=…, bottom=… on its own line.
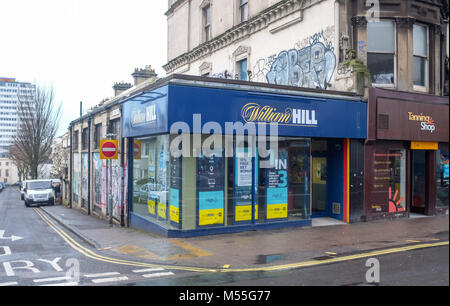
left=33, top=208, right=217, bottom=273
left=34, top=207, right=449, bottom=274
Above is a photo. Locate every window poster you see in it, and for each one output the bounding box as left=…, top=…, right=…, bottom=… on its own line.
left=234, top=147, right=253, bottom=223
left=170, top=155, right=182, bottom=226
left=147, top=145, right=157, bottom=217
left=93, top=153, right=105, bottom=213
left=264, top=149, right=288, bottom=220
left=371, top=150, right=406, bottom=213
left=197, top=153, right=225, bottom=227
left=111, top=154, right=122, bottom=220
left=73, top=153, right=80, bottom=203
left=157, top=137, right=169, bottom=220
left=81, top=153, right=89, bottom=207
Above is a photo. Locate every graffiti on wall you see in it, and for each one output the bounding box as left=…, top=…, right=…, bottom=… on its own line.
left=266, top=28, right=336, bottom=89
left=110, top=155, right=122, bottom=220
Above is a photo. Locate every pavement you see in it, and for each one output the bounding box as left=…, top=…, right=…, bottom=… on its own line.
left=39, top=203, right=449, bottom=270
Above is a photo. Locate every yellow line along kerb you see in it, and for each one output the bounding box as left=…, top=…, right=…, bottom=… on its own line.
left=34, top=208, right=449, bottom=274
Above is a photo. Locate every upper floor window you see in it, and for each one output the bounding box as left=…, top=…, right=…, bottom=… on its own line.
left=413, top=24, right=428, bottom=89
left=203, top=5, right=211, bottom=42
left=81, top=127, right=89, bottom=150
left=367, top=20, right=396, bottom=86
left=240, top=0, right=248, bottom=23
left=237, top=58, right=248, bottom=81
left=93, top=123, right=102, bottom=150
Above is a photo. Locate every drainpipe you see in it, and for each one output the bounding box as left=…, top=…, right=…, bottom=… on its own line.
left=69, top=124, right=73, bottom=209
left=119, top=104, right=125, bottom=227
left=87, top=118, right=92, bottom=215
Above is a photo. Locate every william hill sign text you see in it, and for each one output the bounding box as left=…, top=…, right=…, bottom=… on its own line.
left=241, top=103, right=318, bottom=126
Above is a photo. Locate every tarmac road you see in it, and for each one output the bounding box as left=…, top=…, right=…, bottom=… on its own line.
left=0, top=187, right=188, bottom=286
left=1, top=186, right=448, bottom=288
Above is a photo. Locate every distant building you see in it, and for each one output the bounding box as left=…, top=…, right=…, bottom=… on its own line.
left=0, top=77, right=35, bottom=183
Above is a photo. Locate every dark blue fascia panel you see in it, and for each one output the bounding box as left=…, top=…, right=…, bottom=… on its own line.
left=121, top=83, right=367, bottom=139
left=167, top=84, right=367, bottom=139
left=122, top=85, right=169, bottom=138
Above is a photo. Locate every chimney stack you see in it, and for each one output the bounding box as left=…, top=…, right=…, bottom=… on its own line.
left=113, top=82, right=132, bottom=96
left=131, top=65, right=158, bottom=86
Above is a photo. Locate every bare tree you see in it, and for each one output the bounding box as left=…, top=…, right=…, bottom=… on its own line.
left=10, top=85, right=62, bottom=179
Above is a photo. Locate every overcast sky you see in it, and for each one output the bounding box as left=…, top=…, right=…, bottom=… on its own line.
left=0, top=0, right=168, bottom=136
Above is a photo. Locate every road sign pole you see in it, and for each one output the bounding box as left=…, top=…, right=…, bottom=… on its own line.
left=103, top=134, right=117, bottom=226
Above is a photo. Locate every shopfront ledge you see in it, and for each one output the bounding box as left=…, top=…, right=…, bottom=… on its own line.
left=363, top=211, right=409, bottom=222
left=129, top=212, right=312, bottom=238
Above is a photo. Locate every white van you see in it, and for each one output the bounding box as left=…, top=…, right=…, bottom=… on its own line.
left=23, top=180, right=55, bottom=207
left=20, top=180, right=29, bottom=200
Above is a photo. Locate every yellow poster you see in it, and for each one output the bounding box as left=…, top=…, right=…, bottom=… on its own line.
left=170, top=205, right=179, bottom=223
left=198, top=209, right=224, bottom=226
left=267, top=203, right=288, bottom=219
left=235, top=205, right=252, bottom=222
left=158, top=203, right=167, bottom=219
left=148, top=199, right=156, bottom=216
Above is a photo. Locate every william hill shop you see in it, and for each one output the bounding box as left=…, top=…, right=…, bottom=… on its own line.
left=122, top=75, right=367, bottom=237
left=365, top=88, right=449, bottom=220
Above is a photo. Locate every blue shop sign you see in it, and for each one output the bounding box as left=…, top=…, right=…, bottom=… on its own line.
left=168, top=84, right=367, bottom=139
left=122, top=83, right=367, bottom=139
left=122, top=86, right=169, bottom=138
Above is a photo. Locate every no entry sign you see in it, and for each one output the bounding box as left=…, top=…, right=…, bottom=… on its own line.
left=100, top=139, right=119, bottom=159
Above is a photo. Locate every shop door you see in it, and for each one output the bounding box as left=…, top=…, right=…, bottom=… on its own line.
left=312, top=156, right=327, bottom=216
left=411, top=151, right=427, bottom=214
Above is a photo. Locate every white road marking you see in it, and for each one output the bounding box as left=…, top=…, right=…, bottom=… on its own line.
left=0, top=246, right=11, bottom=256
left=142, top=272, right=175, bottom=278
left=0, top=282, right=18, bottom=286
left=40, top=282, right=78, bottom=286
left=132, top=268, right=165, bottom=273
left=0, top=230, right=24, bottom=242
left=91, top=276, right=129, bottom=284
left=33, top=276, right=73, bottom=283
left=84, top=272, right=120, bottom=278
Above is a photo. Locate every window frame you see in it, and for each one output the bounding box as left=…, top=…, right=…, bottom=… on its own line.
left=412, top=23, right=429, bottom=92
left=203, top=4, right=211, bottom=42
left=240, top=0, right=249, bottom=23
left=366, top=20, right=397, bottom=88
left=236, top=58, right=248, bottom=81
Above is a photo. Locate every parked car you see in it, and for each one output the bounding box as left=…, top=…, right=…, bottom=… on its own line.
left=0, top=182, right=3, bottom=192
left=23, top=180, right=55, bottom=207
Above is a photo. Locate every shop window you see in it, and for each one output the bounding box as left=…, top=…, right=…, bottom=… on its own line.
left=436, top=148, right=449, bottom=208
left=372, top=149, right=406, bottom=213
left=388, top=150, right=406, bottom=212
left=132, top=135, right=172, bottom=227
left=413, top=24, right=428, bottom=89
left=367, top=20, right=396, bottom=86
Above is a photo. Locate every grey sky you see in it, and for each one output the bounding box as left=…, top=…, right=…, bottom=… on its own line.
left=0, top=0, right=168, bottom=136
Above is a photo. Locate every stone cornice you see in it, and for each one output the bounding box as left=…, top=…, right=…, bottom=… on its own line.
left=163, top=0, right=324, bottom=73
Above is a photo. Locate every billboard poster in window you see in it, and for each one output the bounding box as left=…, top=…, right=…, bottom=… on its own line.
left=234, top=147, right=253, bottom=223
left=263, top=149, right=289, bottom=220
left=170, top=155, right=182, bottom=227
left=197, top=152, right=225, bottom=227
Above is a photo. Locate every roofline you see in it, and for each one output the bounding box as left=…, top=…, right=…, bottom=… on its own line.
left=70, top=74, right=365, bottom=126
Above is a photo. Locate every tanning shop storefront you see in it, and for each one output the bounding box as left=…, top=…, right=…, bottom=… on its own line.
left=122, top=77, right=367, bottom=237
left=365, top=88, right=449, bottom=220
